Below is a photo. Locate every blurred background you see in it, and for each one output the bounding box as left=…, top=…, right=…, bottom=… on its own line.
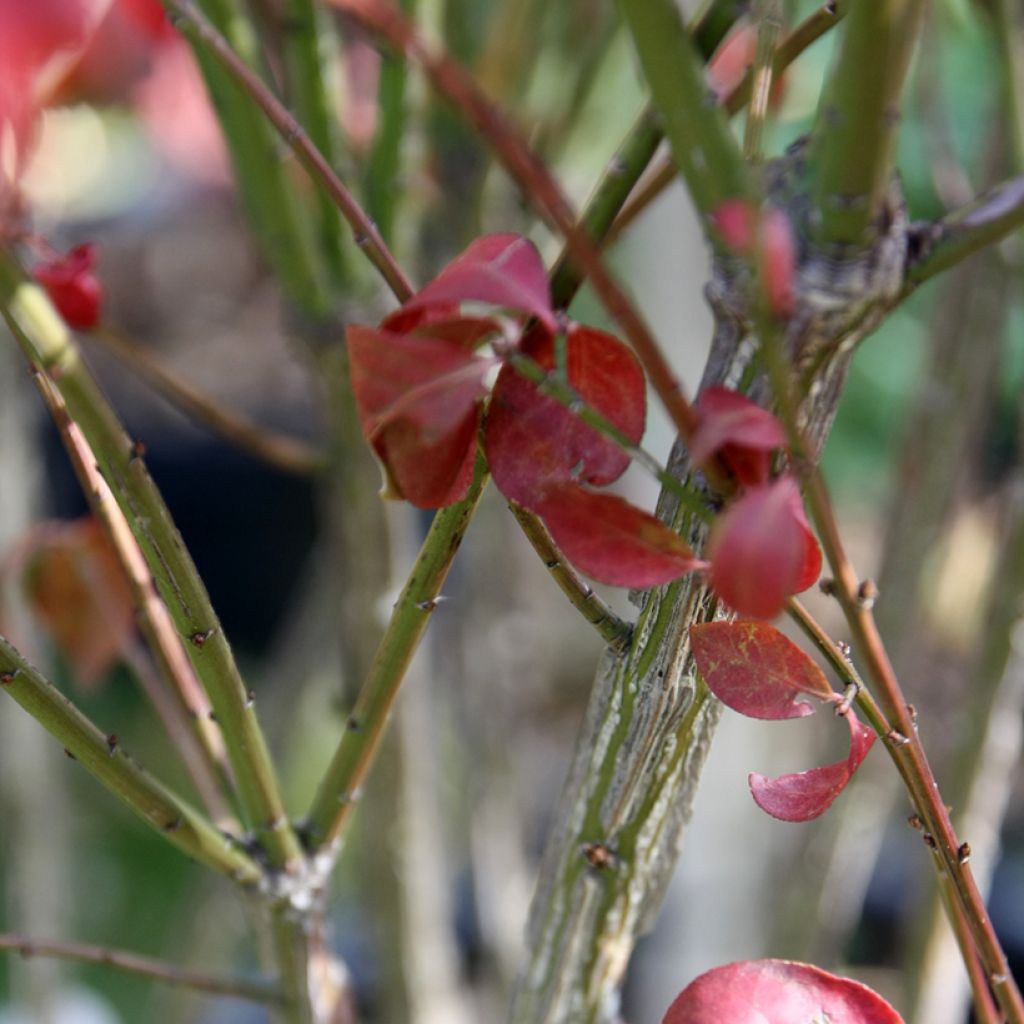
left=1, top=0, right=1023, bottom=1021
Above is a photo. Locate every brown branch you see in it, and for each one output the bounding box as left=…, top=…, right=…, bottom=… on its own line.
left=0, top=933, right=284, bottom=1005
left=87, top=325, right=326, bottom=478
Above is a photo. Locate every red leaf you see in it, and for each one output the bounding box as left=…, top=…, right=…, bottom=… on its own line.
left=535, top=484, right=705, bottom=588
left=348, top=324, right=490, bottom=508
left=32, top=243, right=103, bottom=329
left=711, top=199, right=756, bottom=253
left=485, top=324, right=646, bottom=508
left=690, top=387, right=787, bottom=485
left=373, top=408, right=480, bottom=509
left=709, top=476, right=820, bottom=618
left=749, top=712, right=876, bottom=822
left=690, top=620, right=833, bottom=720
left=400, top=234, right=556, bottom=333
left=663, top=959, right=904, bottom=1023
left=348, top=324, right=494, bottom=440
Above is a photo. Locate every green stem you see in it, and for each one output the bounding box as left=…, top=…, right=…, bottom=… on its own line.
left=303, top=456, right=487, bottom=852
left=0, top=934, right=282, bottom=1005
left=188, top=0, right=332, bottom=315
left=508, top=504, right=632, bottom=650
left=904, top=174, right=1024, bottom=289
left=31, top=370, right=238, bottom=824
left=0, top=250, right=303, bottom=872
left=280, top=0, right=349, bottom=287
left=743, top=0, right=783, bottom=162
left=0, top=635, right=263, bottom=884
left=808, top=0, right=927, bottom=248
left=617, top=0, right=754, bottom=224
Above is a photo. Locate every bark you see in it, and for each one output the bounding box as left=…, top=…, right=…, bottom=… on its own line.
left=509, top=148, right=911, bottom=1024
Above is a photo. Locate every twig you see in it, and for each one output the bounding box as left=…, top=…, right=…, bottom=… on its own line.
left=31, top=369, right=237, bottom=824
left=0, top=249, right=303, bottom=872
left=87, top=325, right=326, bottom=477
left=303, top=455, right=487, bottom=853
left=0, top=933, right=283, bottom=1004
left=508, top=504, right=632, bottom=651
left=161, top=0, right=415, bottom=304
left=904, top=174, right=1024, bottom=289
left=610, top=0, right=850, bottom=241
left=0, top=635, right=263, bottom=884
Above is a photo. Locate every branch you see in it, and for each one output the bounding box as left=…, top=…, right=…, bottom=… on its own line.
left=0, top=249, right=303, bottom=871
left=808, top=0, right=927, bottom=248
left=904, top=174, right=1024, bottom=289
left=617, top=0, right=754, bottom=222
left=0, top=635, right=263, bottom=884
left=0, top=934, right=283, bottom=1004
left=87, top=325, right=326, bottom=477
left=31, top=370, right=237, bottom=823
left=163, top=0, right=415, bottom=304
left=303, top=455, right=487, bottom=853
left=508, top=504, right=632, bottom=651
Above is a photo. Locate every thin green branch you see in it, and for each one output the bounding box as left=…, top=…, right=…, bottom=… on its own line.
left=0, top=250, right=303, bottom=871
left=31, top=370, right=238, bottom=824
left=616, top=0, right=755, bottom=223
left=190, top=0, right=332, bottom=315
left=0, top=934, right=282, bottom=1004
left=508, top=504, right=632, bottom=651
left=610, top=0, right=849, bottom=241
left=904, top=174, right=1024, bottom=289
left=808, top=0, right=927, bottom=248
left=87, top=326, right=326, bottom=477
left=303, top=456, right=487, bottom=853
left=163, top=0, right=415, bottom=304
left=0, top=635, right=262, bottom=884
left=280, top=0, right=349, bottom=286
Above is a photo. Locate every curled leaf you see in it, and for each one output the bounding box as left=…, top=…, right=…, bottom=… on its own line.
left=535, top=484, right=705, bottom=588
left=690, top=620, right=833, bottom=720
left=749, top=711, right=876, bottom=822
left=348, top=324, right=491, bottom=507
left=690, top=387, right=787, bottom=485
left=485, top=324, right=645, bottom=508
left=663, top=959, right=904, bottom=1023
left=709, top=475, right=820, bottom=619
left=399, top=234, right=556, bottom=332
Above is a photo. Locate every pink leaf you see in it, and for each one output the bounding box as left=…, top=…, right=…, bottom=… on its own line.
left=485, top=324, right=646, bottom=508
left=749, top=712, right=876, bottom=822
left=400, top=234, right=556, bottom=333
left=690, top=620, right=833, bottom=720
left=535, top=484, right=705, bottom=588
left=690, top=387, right=787, bottom=485
left=663, top=959, right=904, bottom=1023
left=709, top=475, right=820, bottom=619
